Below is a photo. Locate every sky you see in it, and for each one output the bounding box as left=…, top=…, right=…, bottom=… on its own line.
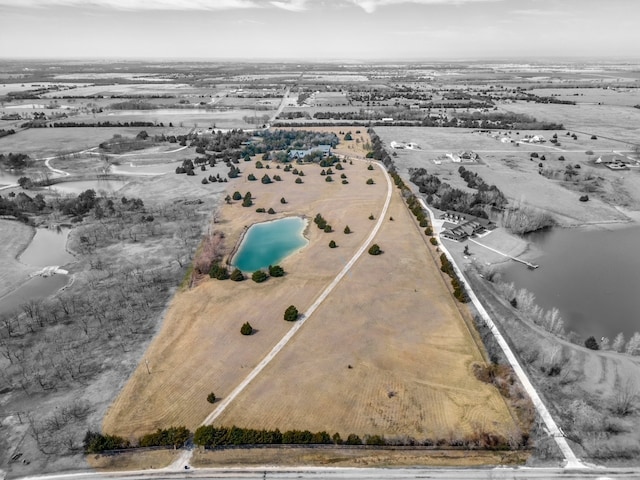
left=0, top=0, right=639, bottom=61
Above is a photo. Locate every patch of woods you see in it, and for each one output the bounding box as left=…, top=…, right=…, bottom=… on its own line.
left=0, top=152, right=31, bottom=170
left=410, top=167, right=505, bottom=220
left=0, top=128, right=16, bottom=139
left=1, top=190, right=207, bottom=456
left=98, top=130, right=170, bottom=154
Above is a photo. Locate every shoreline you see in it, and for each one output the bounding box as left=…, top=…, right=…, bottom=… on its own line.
left=228, top=215, right=310, bottom=272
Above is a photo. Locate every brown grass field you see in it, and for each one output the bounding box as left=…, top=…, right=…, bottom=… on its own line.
left=192, top=447, right=527, bottom=467
left=212, top=180, right=517, bottom=442
left=0, top=219, right=36, bottom=298
left=103, top=135, right=517, bottom=446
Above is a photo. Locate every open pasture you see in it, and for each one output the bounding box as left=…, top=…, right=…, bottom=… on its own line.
left=213, top=185, right=518, bottom=442
left=103, top=151, right=394, bottom=439
left=529, top=88, right=640, bottom=107
left=375, top=127, right=633, bottom=226
left=0, top=127, right=179, bottom=158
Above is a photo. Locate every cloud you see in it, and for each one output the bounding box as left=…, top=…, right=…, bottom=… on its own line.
left=270, top=0, right=308, bottom=11
left=0, top=0, right=260, bottom=10
left=510, top=8, right=564, bottom=16
left=348, top=0, right=504, bottom=14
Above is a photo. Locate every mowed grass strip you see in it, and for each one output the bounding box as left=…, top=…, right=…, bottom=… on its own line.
left=212, top=186, right=519, bottom=442
left=102, top=154, right=388, bottom=439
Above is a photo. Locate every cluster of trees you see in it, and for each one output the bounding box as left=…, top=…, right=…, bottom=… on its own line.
left=0, top=152, right=31, bottom=169
left=497, top=204, right=555, bottom=235
left=313, top=213, right=333, bottom=233
left=53, top=121, right=158, bottom=128
left=193, top=425, right=370, bottom=448
left=410, top=168, right=506, bottom=219
left=439, top=253, right=469, bottom=303
left=84, top=426, right=190, bottom=453
left=0, top=128, right=16, bottom=138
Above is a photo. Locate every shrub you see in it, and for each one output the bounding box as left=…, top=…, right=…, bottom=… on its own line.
left=261, top=174, right=272, bottom=184
left=585, top=336, right=600, bottom=350
left=585, top=150, right=594, bottom=156
left=252, top=270, right=268, bottom=283
left=340, top=173, right=347, bottom=179
left=280, top=197, right=287, bottom=204
left=345, top=434, right=362, bottom=445
left=209, top=263, right=229, bottom=280
left=232, top=191, right=242, bottom=201
left=230, top=268, right=245, bottom=281
left=366, top=178, right=374, bottom=185
left=273, top=174, right=282, bottom=181
left=329, top=240, right=337, bottom=248
left=341, top=180, right=348, bottom=184
left=424, top=227, right=433, bottom=236
left=591, top=135, right=597, bottom=140
left=298, top=170, right=304, bottom=176
left=344, top=225, right=351, bottom=234
left=368, top=244, right=382, bottom=255
left=201, top=178, right=208, bottom=184
left=368, top=214, right=374, bottom=220
left=324, top=225, right=332, bottom=233
left=255, top=160, right=264, bottom=169
left=419, top=218, right=429, bottom=227
left=429, top=237, right=438, bottom=246
left=320, top=169, right=326, bottom=176
left=325, top=175, right=333, bottom=182
left=241, top=322, right=253, bottom=336
left=530, top=152, right=538, bottom=158
left=242, top=197, right=253, bottom=207
left=83, top=431, right=130, bottom=454
left=256, top=207, right=266, bottom=213
left=367, top=164, right=374, bottom=170
left=207, top=392, right=216, bottom=403
left=558, top=155, right=565, bottom=161
left=247, top=173, right=257, bottom=181
left=268, top=207, right=275, bottom=214
left=295, top=177, right=303, bottom=184
left=268, top=264, right=285, bottom=277
left=579, top=195, right=589, bottom=202
left=284, top=305, right=299, bottom=322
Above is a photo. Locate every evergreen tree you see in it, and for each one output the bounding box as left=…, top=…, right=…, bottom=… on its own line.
left=241, top=322, right=253, bottom=336
left=284, top=305, right=299, bottom=321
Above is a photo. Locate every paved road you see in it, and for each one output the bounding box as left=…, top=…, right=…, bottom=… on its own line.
left=418, top=197, right=586, bottom=469
left=15, top=465, right=640, bottom=480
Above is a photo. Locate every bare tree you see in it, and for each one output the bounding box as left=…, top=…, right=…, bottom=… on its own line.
left=613, top=379, right=638, bottom=416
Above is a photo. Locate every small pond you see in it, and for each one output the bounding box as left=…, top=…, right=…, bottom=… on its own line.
left=232, top=217, right=308, bottom=272
left=19, top=226, right=75, bottom=268
left=0, top=226, right=74, bottom=316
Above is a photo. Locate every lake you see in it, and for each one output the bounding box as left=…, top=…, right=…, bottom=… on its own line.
left=500, top=225, right=640, bottom=341
left=232, top=217, right=308, bottom=272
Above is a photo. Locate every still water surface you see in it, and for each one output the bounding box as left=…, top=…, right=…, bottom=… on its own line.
left=232, top=217, right=308, bottom=272
left=0, top=227, right=74, bottom=316
left=500, top=226, right=640, bottom=340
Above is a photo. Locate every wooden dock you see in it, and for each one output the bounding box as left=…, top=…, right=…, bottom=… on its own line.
left=469, top=238, right=539, bottom=269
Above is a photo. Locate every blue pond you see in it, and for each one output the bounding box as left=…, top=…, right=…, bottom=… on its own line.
left=232, top=217, right=308, bottom=272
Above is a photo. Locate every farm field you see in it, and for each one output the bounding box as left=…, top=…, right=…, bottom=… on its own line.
left=213, top=181, right=518, bottom=442
left=102, top=149, right=392, bottom=439
left=0, top=127, right=182, bottom=158
left=375, top=127, right=639, bottom=226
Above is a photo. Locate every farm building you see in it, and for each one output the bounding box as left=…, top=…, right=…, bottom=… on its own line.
left=595, top=153, right=631, bottom=165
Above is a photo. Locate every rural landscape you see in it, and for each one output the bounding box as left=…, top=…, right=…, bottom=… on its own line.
left=1, top=53, right=640, bottom=480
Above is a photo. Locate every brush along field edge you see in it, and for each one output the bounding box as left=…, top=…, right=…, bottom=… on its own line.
left=200, top=160, right=393, bottom=427
left=418, top=197, right=586, bottom=469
